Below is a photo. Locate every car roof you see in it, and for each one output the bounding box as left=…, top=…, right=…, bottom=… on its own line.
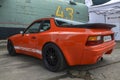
left=34, top=17, right=84, bottom=25
left=54, top=18, right=84, bottom=25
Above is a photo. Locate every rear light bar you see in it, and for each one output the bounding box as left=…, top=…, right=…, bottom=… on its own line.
left=86, top=35, right=113, bottom=46
left=86, top=36, right=103, bottom=46
left=88, top=36, right=101, bottom=41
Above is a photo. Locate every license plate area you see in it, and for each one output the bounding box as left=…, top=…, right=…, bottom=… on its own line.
left=103, top=35, right=112, bottom=42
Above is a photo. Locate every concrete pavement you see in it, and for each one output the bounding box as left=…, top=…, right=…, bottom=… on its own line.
left=0, top=42, right=120, bottom=80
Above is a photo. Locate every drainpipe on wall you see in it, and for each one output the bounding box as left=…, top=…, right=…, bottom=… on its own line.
left=104, top=13, right=107, bottom=23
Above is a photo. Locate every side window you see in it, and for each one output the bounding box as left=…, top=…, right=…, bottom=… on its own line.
left=40, top=20, right=50, bottom=32
left=25, top=22, right=41, bottom=33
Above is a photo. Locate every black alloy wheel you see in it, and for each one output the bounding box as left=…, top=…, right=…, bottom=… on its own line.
left=7, top=40, right=16, bottom=56
left=42, top=43, right=66, bottom=72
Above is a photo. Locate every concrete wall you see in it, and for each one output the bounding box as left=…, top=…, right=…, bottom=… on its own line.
left=0, top=0, right=88, bottom=39
left=0, top=0, right=88, bottom=28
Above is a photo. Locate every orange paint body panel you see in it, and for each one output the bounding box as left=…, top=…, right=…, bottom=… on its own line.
left=8, top=18, right=116, bottom=66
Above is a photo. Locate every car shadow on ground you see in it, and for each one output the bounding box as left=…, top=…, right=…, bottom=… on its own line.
left=2, top=52, right=105, bottom=70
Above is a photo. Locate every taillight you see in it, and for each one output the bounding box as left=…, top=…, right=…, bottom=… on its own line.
left=86, top=36, right=103, bottom=46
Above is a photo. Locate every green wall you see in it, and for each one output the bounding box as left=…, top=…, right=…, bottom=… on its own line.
left=0, top=0, right=88, bottom=28
left=74, top=0, right=85, bottom=3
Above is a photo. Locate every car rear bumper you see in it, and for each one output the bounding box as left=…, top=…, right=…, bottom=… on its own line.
left=81, top=40, right=116, bottom=65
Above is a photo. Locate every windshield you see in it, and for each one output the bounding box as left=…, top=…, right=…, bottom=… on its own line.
left=55, top=18, right=84, bottom=26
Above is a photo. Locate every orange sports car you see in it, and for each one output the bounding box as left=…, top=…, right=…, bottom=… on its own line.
left=7, top=17, right=116, bottom=72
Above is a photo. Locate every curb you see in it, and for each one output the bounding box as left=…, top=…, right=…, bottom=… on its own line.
left=0, top=40, right=7, bottom=48
left=115, top=41, right=120, bottom=49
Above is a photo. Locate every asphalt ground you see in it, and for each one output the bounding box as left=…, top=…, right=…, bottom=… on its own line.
left=0, top=41, right=120, bottom=80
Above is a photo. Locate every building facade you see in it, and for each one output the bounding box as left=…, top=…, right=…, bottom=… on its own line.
left=89, top=1, right=120, bottom=40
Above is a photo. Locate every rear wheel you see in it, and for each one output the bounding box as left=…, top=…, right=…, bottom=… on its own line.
left=42, top=43, right=66, bottom=72
left=7, top=40, right=16, bottom=56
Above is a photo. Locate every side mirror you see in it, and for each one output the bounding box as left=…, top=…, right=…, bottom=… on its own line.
left=20, top=31, right=23, bottom=34
left=20, top=31, right=24, bottom=35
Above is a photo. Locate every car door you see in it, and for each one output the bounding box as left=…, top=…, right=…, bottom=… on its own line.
left=20, top=21, right=42, bottom=56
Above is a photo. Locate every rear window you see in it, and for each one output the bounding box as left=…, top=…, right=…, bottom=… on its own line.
left=55, top=18, right=84, bottom=27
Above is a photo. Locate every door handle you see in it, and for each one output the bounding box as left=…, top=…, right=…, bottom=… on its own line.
left=31, top=36, right=36, bottom=39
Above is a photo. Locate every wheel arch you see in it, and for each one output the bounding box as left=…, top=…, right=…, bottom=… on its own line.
left=42, top=42, right=68, bottom=65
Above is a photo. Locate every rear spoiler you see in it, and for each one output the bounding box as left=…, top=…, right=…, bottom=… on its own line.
left=67, top=23, right=116, bottom=29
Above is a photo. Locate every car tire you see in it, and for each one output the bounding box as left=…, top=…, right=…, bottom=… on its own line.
left=42, top=43, right=66, bottom=72
left=7, top=40, right=16, bottom=56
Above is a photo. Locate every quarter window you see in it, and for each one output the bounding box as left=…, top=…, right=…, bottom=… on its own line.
left=40, top=20, right=50, bottom=32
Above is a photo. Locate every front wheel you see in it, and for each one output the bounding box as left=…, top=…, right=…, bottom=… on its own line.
left=42, top=43, right=66, bottom=72
left=7, top=40, right=16, bottom=56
